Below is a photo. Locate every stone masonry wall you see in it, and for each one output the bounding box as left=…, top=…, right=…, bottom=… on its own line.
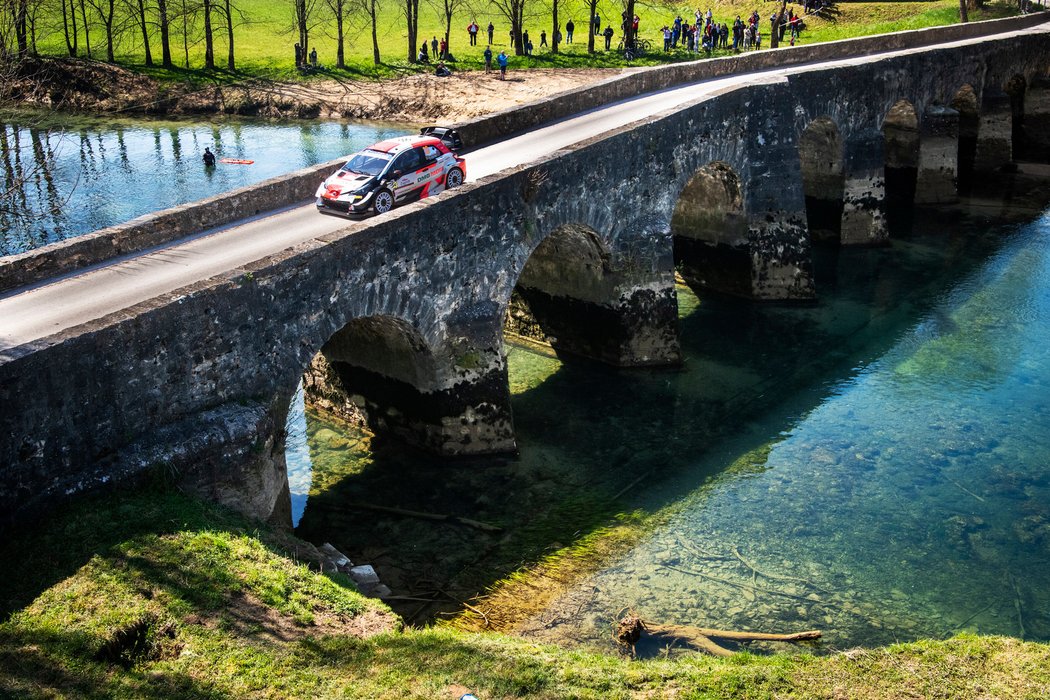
left=2, top=27, right=1050, bottom=528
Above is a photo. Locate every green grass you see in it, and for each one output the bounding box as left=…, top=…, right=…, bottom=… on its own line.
left=2, top=484, right=1049, bottom=699
left=27, top=0, right=1027, bottom=82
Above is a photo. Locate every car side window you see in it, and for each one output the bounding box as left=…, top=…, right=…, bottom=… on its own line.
left=422, top=145, right=440, bottom=162
left=391, top=151, right=419, bottom=174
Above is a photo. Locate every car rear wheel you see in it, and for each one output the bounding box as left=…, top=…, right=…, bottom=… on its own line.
left=445, top=168, right=463, bottom=188
left=373, top=189, right=394, bottom=214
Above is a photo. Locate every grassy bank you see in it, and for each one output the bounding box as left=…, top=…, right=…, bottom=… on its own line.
left=2, top=485, right=1049, bottom=699
left=27, top=0, right=1022, bottom=82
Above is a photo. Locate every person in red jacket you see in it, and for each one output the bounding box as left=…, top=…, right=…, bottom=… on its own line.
left=467, top=19, right=479, bottom=45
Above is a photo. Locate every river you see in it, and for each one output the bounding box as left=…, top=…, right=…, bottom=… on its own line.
left=287, top=171, right=1050, bottom=654
left=0, top=112, right=408, bottom=257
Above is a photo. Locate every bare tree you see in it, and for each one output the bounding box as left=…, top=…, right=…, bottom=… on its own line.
left=323, top=0, right=349, bottom=67
left=60, top=0, right=79, bottom=56
left=585, top=0, right=596, bottom=53
left=202, top=0, right=214, bottom=67
left=619, top=0, right=635, bottom=50
left=362, top=0, right=381, bottom=64
left=85, top=0, right=117, bottom=61
left=156, top=0, right=172, bottom=66
left=213, top=0, right=243, bottom=69
left=491, top=0, right=526, bottom=54
left=550, top=0, right=557, bottom=53
left=959, top=0, right=969, bottom=22
left=429, top=0, right=465, bottom=60
left=128, top=0, right=154, bottom=65
left=293, top=0, right=321, bottom=67
left=12, top=0, right=28, bottom=56
left=769, top=0, right=786, bottom=48
left=403, top=0, right=419, bottom=62
left=78, top=0, right=92, bottom=58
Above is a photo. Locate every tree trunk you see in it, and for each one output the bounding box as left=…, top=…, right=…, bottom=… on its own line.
left=333, top=0, right=344, bottom=68
left=181, top=0, right=189, bottom=66
left=405, top=0, right=419, bottom=63
left=137, top=0, right=154, bottom=66
left=370, top=0, right=380, bottom=64
left=203, top=0, right=214, bottom=68
left=623, top=0, right=635, bottom=49
left=79, top=0, right=92, bottom=58
left=62, top=0, right=79, bottom=56
left=103, top=0, right=115, bottom=62
left=587, top=1, right=595, bottom=53
left=769, top=0, right=786, bottom=49
left=552, top=0, right=558, bottom=53
left=158, top=0, right=172, bottom=67
left=959, top=0, right=969, bottom=22
left=15, top=0, right=28, bottom=56
left=224, top=0, right=234, bottom=69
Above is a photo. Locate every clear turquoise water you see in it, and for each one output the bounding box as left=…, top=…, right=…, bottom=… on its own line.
left=0, top=114, right=408, bottom=256
left=288, top=186, right=1050, bottom=650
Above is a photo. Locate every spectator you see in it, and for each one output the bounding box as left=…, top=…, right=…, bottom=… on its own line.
left=593, top=14, right=601, bottom=35
left=484, top=45, right=493, bottom=72
left=497, top=50, right=508, bottom=79
left=540, top=30, right=547, bottom=48
left=435, top=61, right=451, bottom=77
left=566, top=19, right=575, bottom=43
left=431, top=36, right=438, bottom=56
left=468, top=19, right=479, bottom=45
left=603, top=25, right=614, bottom=50
left=488, top=22, right=495, bottom=44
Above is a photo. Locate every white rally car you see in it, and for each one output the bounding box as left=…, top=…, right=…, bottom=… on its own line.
left=315, top=128, right=466, bottom=217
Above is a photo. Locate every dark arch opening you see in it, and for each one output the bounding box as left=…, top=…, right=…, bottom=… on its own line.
left=952, top=85, right=980, bottom=193
left=798, top=117, right=845, bottom=245
left=506, top=223, right=630, bottom=364
left=1005, top=74, right=1027, bottom=160
left=882, top=99, right=919, bottom=234
left=671, top=161, right=750, bottom=298
left=299, top=315, right=442, bottom=450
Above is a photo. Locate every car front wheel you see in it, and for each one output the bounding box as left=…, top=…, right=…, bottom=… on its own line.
left=445, top=168, right=463, bottom=188
left=373, top=189, right=394, bottom=214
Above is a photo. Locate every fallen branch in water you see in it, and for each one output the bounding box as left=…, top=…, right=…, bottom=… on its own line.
left=614, top=614, right=820, bottom=657
left=347, top=502, right=502, bottom=532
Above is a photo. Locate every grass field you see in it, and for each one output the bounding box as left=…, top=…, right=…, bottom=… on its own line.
left=1, top=485, right=1049, bottom=699
left=27, top=0, right=1022, bottom=81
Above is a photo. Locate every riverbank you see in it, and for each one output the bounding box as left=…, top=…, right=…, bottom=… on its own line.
left=2, top=55, right=619, bottom=122
left=2, top=485, right=1048, bottom=699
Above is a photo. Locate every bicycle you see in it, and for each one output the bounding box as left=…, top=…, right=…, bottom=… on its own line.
left=618, top=37, right=651, bottom=61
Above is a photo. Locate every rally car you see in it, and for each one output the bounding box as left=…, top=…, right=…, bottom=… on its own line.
left=315, top=128, right=466, bottom=218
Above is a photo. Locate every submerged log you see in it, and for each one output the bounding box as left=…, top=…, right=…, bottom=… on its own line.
left=614, top=614, right=821, bottom=657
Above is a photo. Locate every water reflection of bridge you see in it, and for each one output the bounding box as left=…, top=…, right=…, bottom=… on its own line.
left=2, top=18, right=1050, bottom=527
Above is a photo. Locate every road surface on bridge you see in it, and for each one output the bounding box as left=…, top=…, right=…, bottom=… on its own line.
left=1, top=23, right=1045, bottom=353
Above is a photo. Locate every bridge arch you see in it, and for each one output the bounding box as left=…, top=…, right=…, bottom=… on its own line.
left=952, top=84, right=981, bottom=192
left=881, top=98, right=920, bottom=233
left=672, top=161, right=752, bottom=298
left=798, top=117, right=846, bottom=244
left=505, top=217, right=681, bottom=367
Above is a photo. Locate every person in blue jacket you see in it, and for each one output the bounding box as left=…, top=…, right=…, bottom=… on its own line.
left=497, top=50, right=508, bottom=80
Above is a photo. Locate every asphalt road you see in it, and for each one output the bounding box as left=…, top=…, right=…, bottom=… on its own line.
left=1, top=25, right=1043, bottom=353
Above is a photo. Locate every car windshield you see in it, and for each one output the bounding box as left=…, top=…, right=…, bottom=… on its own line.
left=340, top=150, right=391, bottom=177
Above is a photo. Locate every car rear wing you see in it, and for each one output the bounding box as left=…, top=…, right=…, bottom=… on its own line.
left=420, top=126, right=464, bottom=152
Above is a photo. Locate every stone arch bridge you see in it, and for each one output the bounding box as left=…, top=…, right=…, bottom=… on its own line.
left=3, top=21, right=1050, bottom=526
